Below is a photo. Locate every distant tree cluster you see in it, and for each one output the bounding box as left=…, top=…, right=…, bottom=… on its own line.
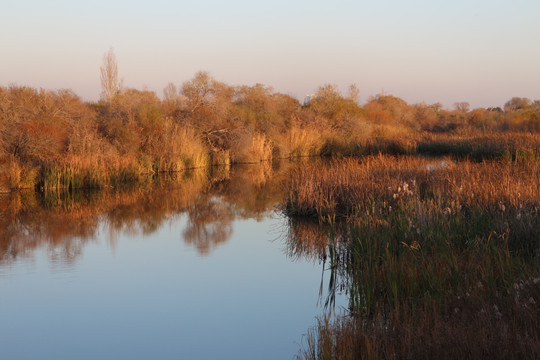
left=0, top=49, right=539, bottom=190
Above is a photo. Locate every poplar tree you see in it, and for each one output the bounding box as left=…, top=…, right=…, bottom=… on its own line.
left=100, top=47, right=120, bottom=103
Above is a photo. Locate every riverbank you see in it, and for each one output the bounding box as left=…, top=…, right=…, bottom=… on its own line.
left=1, top=83, right=539, bottom=192
left=2, top=132, right=539, bottom=193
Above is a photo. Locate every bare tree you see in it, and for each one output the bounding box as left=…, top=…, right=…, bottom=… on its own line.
left=100, top=47, right=120, bottom=102
left=163, top=82, right=178, bottom=103
left=347, top=84, right=360, bottom=103
left=181, top=71, right=215, bottom=113
left=454, top=102, right=470, bottom=113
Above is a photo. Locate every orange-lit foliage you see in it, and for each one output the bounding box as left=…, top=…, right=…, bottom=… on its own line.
left=364, top=94, right=413, bottom=127
left=307, top=84, right=365, bottom=132
left=0, top=86, right=92, bottom=163
left=1, top=77, right=540, bottom=190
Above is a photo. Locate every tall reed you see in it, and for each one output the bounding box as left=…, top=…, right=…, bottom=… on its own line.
left=418, top=133, right=540, bottom=161
left=287, top=157, right=540, bottom=359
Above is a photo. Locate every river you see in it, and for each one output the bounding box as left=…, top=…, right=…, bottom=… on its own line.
left=0, top=163, right=347, bottom=360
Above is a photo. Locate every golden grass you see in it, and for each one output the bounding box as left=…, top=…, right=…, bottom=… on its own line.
left=288, top=157, right=540, bottom=359
left=418, top=132, right=540, bottom=161
left=231, top=131, right=273, bottom=163
left=7, top=159, right=38, bottom=189
left=286, top=126, right=326, bottom=158
left=285, top=156, right=539, bottom=221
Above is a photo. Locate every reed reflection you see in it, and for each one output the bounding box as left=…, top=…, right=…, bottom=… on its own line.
left=284, top=218, right=352, bottom=310
left=0, top=162, right=290, bottom=265
left=214, top=162, right=285, bottom=219
left=0, top=191, right=100, bottom=265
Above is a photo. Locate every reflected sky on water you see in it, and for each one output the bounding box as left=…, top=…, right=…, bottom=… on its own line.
left=0, top=163, right=347, bottom=360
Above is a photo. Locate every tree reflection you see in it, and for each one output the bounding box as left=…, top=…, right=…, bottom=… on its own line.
left=184, top=195, right=233, bottom=255
left=214, top=161, right=286, bottom=219
left=0, top=191, right=100, bottom=265
left=0, top=162, right=290, bottom=265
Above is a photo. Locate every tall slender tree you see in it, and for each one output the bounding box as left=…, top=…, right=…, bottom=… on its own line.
left=100, top=47, right=120, bottom=103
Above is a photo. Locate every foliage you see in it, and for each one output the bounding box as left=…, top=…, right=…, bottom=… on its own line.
left=1, top=75, right=540, bottom=190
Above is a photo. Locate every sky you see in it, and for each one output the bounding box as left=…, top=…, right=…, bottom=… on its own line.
left=1, top=0, right=539, bottom=109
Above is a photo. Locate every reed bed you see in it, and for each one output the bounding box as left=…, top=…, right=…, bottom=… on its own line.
left=36, top=155, right=144, bottom=191
left=286, top=127, right=326, bottom=158
left=3, top=130, right=539, bottom=192
left=418, top=133, right=540, bottom=161
left=288, top=156, right=540, bottom=359
left=314, top=132, right=540, bottom=160
left=286, top=156, right=539, bottom=222
left=231, top=131, right=273, bottom=163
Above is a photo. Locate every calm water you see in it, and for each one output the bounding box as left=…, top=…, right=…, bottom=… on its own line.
left=0, top=164, right=347, bottom=360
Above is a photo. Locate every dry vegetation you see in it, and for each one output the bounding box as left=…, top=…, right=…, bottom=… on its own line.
left=2, top=53, right=540, bottom=358
left=286, top=157, right=540, bottom=359
left=1, top=67, right=540, bottom=192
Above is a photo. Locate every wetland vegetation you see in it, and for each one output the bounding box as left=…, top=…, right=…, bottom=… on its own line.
left=1, top=52, right=539, bottom=192
left=288, top=157, right=539, bottom=359
left=1, top=50, right=540, bottom=358
left=0, top=161, right=350, bottom=360
left=2, top=155, right=538, bottom=358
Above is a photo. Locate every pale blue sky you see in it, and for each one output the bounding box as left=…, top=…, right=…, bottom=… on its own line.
left=1, top=0, right=539, bottom=108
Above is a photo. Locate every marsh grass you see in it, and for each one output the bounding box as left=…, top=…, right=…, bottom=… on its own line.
left=288, top=156, right=540, bottom=359
left=231, top=132, right=273, bottom=163
left=285, top=156, right=539, bottom=223
left=418, top=133, right=540, bottom=162
left=12, top=140, right=212, bottom=192
left=3, top=129, right=539, bottom=192
left=36, top=155, right=143, bottom=191
left=286, top=127, right=326, bottom=158
left=7, top=159, right=38, bottom=189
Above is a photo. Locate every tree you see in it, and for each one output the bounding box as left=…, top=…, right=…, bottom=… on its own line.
left=454, top=102, right=470, bottom=113
left=429, top=103, right=443, bottom=113
left=100, top=47, right=121, bottom=103
left=411, top=103, right=438, bottom=131
left=181, top=71, right=234, bottom=129
left=163, top=82, right=178, bottom=104
left=0, top=86, right=75, bottom=162
left=308, top=84, right=364, bottom=131
left=365, top=94, right=411, bottom=125
left=346, top=84, right=360, bottom=104
left=504, top=97, right=531, bottom=112
left=181, top=71, right=215, bottom=114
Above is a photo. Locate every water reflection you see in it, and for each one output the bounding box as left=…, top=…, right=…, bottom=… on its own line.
left=0, top=162, right=290, bottom=264
left=0, top=160, right=350, bottom=310
left=0, top=159, right=352, bottom=309
left=184, top=195, right=233, bottom=254
left=0, top=160, right=351, bottom=360
left=284, top=218, right=352, bottom=311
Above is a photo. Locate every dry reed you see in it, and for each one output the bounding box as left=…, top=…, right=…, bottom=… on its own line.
left=288, top=157, right=540, bottom=359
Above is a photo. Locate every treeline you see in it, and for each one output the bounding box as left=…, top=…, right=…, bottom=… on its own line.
left=1, top=71, right=539, bottom=190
